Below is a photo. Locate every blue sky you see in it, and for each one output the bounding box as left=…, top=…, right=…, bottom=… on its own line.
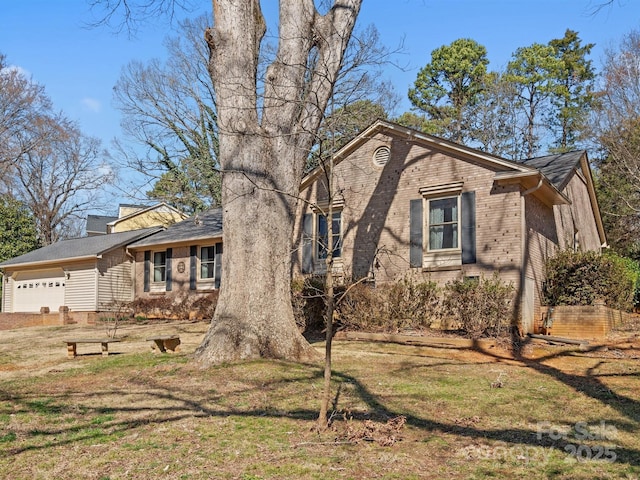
left=1, top=0, right=639, bottom=207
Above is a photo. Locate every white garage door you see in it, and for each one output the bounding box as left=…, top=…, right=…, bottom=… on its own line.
left=12, top=269, right=66, bottom=313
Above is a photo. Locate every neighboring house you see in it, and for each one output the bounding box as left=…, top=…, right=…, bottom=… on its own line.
left=85, top=203, right=186, bottom=236
left=127, top=209, right=223, bottom=300
left=1, top=203, right=188, bottom=317
left=294, top=120, right=606, bottom=333
left=0, top=228, right=161, bottom=315
left=108, top=203, right=187, bottom=234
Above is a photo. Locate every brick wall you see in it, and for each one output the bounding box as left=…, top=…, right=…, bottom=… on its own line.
left=538, top=304, right=631, bottom=340
left=294, top=129, right=525, bottom=289
left=0, top=307, right=102, bottom=330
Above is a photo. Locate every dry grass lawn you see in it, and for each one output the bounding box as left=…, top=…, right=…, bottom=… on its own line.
left=0, top=320, right=639, bottom=479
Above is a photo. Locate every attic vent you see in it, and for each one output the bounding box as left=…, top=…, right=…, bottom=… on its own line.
left=373, top=146, right=390, bottom=167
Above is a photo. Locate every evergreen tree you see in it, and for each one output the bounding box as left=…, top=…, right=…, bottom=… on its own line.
left=0, top=197, right=40, bottom=262
left=408, top=38, right=490, bottom=143
left=548, top=29, right=595, bottom=152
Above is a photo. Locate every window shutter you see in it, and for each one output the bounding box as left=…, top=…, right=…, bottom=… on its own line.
left=409, top=199, right=423, bottom=267
left=166, top=248, right=173, bottom=291
left=461, top=191, right=476, bottom=264
left=214, top=243, right=223, bottom=289
left=189, top=246, right=197, bottom=290
left=143, top=250, right=150, bottom=292
left=301, top=213, right=313, bottom=273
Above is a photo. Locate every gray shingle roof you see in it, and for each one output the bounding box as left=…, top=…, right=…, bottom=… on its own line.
left=86, top=214, right=118, bottom=234
left=0, top=227, right=162, bottom=268
left=128, top=208, right=223, bottom=248
left=516, top=151, right=585, bottom=190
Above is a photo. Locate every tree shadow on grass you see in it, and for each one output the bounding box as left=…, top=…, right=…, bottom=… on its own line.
left=0, top=341, right=639, bottom=467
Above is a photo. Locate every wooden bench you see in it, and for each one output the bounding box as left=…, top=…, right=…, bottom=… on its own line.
left=64, top=338, right=122, bottom=358
left=146, top=335, right=181, bottom=353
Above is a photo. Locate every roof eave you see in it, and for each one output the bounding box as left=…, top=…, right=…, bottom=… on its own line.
left=0, top=254, right=101, bottom=270
left=495, top=171, right=570, bottom=206
left=127, top=233, right=223, bottom=251
left=300, top=119, right=535, bottom=191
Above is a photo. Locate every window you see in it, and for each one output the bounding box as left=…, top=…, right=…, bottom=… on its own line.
left=411, top=189, right=475, bottom=268
left=200, top=246, right=215, bottom=279
left=153, top=251, right=166, bottom=282
left=427, top=196, right=459, bottom=251
left=316, top=212, right=342, bottom=260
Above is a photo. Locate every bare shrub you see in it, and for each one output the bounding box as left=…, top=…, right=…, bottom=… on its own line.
left=442, top=274, right=514, bottom=339
left=128, top=292, right=219, bottom=322
left=292, top=276, right=327, bottom=332
left=386, top=277, right=441, bottom=329
left=337, top=278, right=440, bottom=333
left=128, top=296, right=174, bottom=319
left=337, top=283, right=388, bottom=331
left=190, top=291, right=219, bottom=320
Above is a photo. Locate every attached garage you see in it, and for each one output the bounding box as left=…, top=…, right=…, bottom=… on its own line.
left=0, top=227, right=161, bottom=314
left=12, top=269, right=66, bottom=313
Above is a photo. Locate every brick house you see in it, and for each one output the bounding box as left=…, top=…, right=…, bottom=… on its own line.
left=293, top=120, right=606, bottom=333
left=126, top=208, right=223, bottom=301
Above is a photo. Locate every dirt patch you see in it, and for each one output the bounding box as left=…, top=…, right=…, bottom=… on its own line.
left=0, top=320, right=210, bottom=380
left=2, top=321, right=638, bottom=380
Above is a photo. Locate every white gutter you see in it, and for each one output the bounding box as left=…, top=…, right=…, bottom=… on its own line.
left=1, top=254, right=102, bottom=270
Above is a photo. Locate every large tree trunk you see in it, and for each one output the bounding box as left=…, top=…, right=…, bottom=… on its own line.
left=195, top=135, right=318, bottom=364
left=195, top=0, right=361, bottom=366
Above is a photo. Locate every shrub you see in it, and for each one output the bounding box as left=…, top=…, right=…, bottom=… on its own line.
left=335, top=278, right=440, bottom=333
left=291, top=276, right=326, bottom=332
left=292, top=276, right=440, bottom=333
left=128, top=296, right=174, bottom=319
left=442, top=274, right=514, bottom=339
left=337, top=282, right=388, bottom=331
left=189, top=291, right=219, bottom=320
left=385, top=277, right=441, bottom=330
left=127, top=292, right=219, bottom=321
left=543, top=250, right=637, bottom=311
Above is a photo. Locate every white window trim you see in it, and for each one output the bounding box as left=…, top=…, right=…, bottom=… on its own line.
left=196, top=244, right=218, bottom=289
left=425, top=194, right=462, bottom=254
left=198, top=245, right=216, bottom=282
left=314, top=210, right=343, bottom=262
left=152, top=251, right=167, bottom=284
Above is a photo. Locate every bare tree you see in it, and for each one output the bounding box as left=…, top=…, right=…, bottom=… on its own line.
left=193, top=1, right=361, bottom=365
left=593, top=29, right=640, bottom=256
left=113, top=15, right=220, bottom=213
left=0, top=53, right=52, bottom=182
left=11, top=118, right=114, bottom=244
left=2, top=53, right=114, bottom=244
left=94, top=0, right=363, bottom=364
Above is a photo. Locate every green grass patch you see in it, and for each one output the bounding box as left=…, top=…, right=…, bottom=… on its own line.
left=0, top=340, right=638, bottom=479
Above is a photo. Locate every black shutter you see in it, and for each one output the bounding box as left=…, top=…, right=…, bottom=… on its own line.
left=166, top=248, right=173, bottom=291
left=143, top=250, right=150, bottom=292
left=461, top=191, right=476, bottom=264
left=214, top=243, right=223, bottom=289
left=190, top=246, right=197, bottom=290
left=409, top=199, right=423, bottom=268
left=301, top=213, right=313, bottom=273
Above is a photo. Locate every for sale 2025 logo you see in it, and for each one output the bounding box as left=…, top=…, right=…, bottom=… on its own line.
left=537, top=421, right=618, bottom=463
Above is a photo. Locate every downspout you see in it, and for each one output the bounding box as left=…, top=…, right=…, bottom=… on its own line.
left=520, top=174, right=544, bottom=332
left=125, top=248, right=136, bottom=302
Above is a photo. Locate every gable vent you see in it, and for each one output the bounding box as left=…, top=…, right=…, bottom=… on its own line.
left=373, top=146, right=390, bottom=167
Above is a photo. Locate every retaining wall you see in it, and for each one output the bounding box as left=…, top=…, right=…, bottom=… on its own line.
left=537, top=304, right=631, bottom=340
